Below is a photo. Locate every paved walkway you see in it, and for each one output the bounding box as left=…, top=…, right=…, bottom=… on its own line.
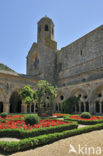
left=9, top=129, right=103, bottom=156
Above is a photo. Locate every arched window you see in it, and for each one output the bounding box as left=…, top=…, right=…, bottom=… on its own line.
left=60, top=95, right=64, bottom=100
left=45, top=24, right=49, bottom=31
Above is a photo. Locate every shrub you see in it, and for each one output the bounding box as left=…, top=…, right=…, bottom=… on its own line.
left=25, top=114, right=39, bottom=125
left=80, top=112, right=91, bottom=119
left=61, top=96, right=80, bottom=113
left=0, top=112, right=8, bottom=118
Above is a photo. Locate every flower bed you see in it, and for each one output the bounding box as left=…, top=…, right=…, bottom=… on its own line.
left=70, top=115, right=103, bottom=120
left=64, top=115, right=103, bottom=125
left=0, top=115, right=72, bottom=130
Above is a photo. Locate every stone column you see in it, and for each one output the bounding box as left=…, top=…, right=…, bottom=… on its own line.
left=3, top=103, right=10, bottom=113
left=30, top=104, right=31, bottom=113
left=79, top=103, right=81, bottom=113
left=58, top=104, right=59, bottom=112
left=53, top=103, right=56, bottom=112
left=100, top=103, right=102, bottom=114
left=84, top=103, right=86, bottom=112
left=34, top=104, right=35, bottom=113
left=94, top=103, right=96, bottom=114
left=21, top=100, right=27, bottom=113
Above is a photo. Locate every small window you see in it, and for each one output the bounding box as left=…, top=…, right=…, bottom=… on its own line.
left=98, top=93, right=102, bottom=97
left=84, top=95, right=87, bottom=99
left=60, top=95, right=64, bottom=100
left=81, top=50, right=82, bottom=56
left=45, top=25, right=49, bottom=31
left=79, top=94, right=81, bottom=98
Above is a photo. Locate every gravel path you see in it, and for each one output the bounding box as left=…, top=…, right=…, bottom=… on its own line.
left=9, top=129, right=103, bottom=156
left=0, top=138, right=20, bottom=142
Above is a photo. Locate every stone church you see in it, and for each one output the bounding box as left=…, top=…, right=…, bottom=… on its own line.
left=0, top=16, right=103, bottom=114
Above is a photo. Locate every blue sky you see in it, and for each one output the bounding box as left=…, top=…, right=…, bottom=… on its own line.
left=0, top=0, right=103, bottom=74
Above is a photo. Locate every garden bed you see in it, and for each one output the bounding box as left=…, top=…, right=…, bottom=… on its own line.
left=0, top=123, right=103, bottom=154
left=64, top=115, right=103, bottom=125
left=0, top=115, right=78, bottom=139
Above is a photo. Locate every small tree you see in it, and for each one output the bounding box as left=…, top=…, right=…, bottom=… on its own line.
left=61, top=96, right=80, bottom=114
left=35, top=80, right=57, bottom=116
left=20, top=85, right=35, bottom=112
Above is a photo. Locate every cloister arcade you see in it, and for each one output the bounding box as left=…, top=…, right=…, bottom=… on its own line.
left=0, top=83, right=103, bottom=114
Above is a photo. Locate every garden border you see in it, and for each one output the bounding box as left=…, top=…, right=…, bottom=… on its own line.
left=0, top=122, right=78, bottom=139
left=0, top=123, right=103, bottom=154
left=64, top=116, right=103, bottom=125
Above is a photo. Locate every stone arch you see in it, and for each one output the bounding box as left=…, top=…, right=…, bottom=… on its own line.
left=9, top=89, right=22, bottom=113
left=0, top=88, right=6, bottom=113
left=90, top=84, right=103, bottom=114
left=70, top=88, right=89, bottom=113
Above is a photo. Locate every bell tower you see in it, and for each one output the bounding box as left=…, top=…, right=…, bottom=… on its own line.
left=37, top=16, right=57, bottom=50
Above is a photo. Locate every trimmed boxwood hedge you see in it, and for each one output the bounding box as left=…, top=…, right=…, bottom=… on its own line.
left=64, top=115, right=103, bottom=125
left=0, top=122, right=78, bottom=139
left=0, top=123, right=103, bottom=154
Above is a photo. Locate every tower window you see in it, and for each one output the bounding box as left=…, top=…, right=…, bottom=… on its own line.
left=81, top=50, right=82, bottom=56
left=45, top=24, right=49, bottom=31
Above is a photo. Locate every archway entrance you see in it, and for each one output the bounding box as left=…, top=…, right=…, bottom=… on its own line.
left=70, top=88, right=88, bottom=113
left=9, top=91, right=21, bottom=113
left=91, top=85, right=103, bottom=114
left=0, top=102, right=3, bottom=113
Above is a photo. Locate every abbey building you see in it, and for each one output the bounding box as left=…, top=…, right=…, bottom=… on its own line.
left=0, top=16, right=103, bottom=114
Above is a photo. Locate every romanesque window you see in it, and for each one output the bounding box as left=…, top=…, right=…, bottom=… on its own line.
left=58, top=63, right=62, bottom=72
left=45, top=24, right=49, bottom=31
left=81, top=50, right=83, bottom=56
left=60, top=95, right=64, bottom=100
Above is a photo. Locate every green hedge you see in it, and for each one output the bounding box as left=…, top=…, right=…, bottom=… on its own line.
left=0, top=122, right=78, bottom=139
left=64, top=116, right=103, bottom=125
left=0, top=123, right=103, bottom=154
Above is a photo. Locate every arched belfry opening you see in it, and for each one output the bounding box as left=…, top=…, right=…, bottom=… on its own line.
left=9, top=90, right=22, bottom=113
left=37, top=16, right=57, bottom=50
left=44, top=24, right=49, bottom=31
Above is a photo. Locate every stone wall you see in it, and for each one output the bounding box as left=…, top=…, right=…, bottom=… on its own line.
left=27, top=42, right=57, bottom=85
left=0, top=72, right=37, bottom=113
left=57, top=25, right=103, bottom=86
